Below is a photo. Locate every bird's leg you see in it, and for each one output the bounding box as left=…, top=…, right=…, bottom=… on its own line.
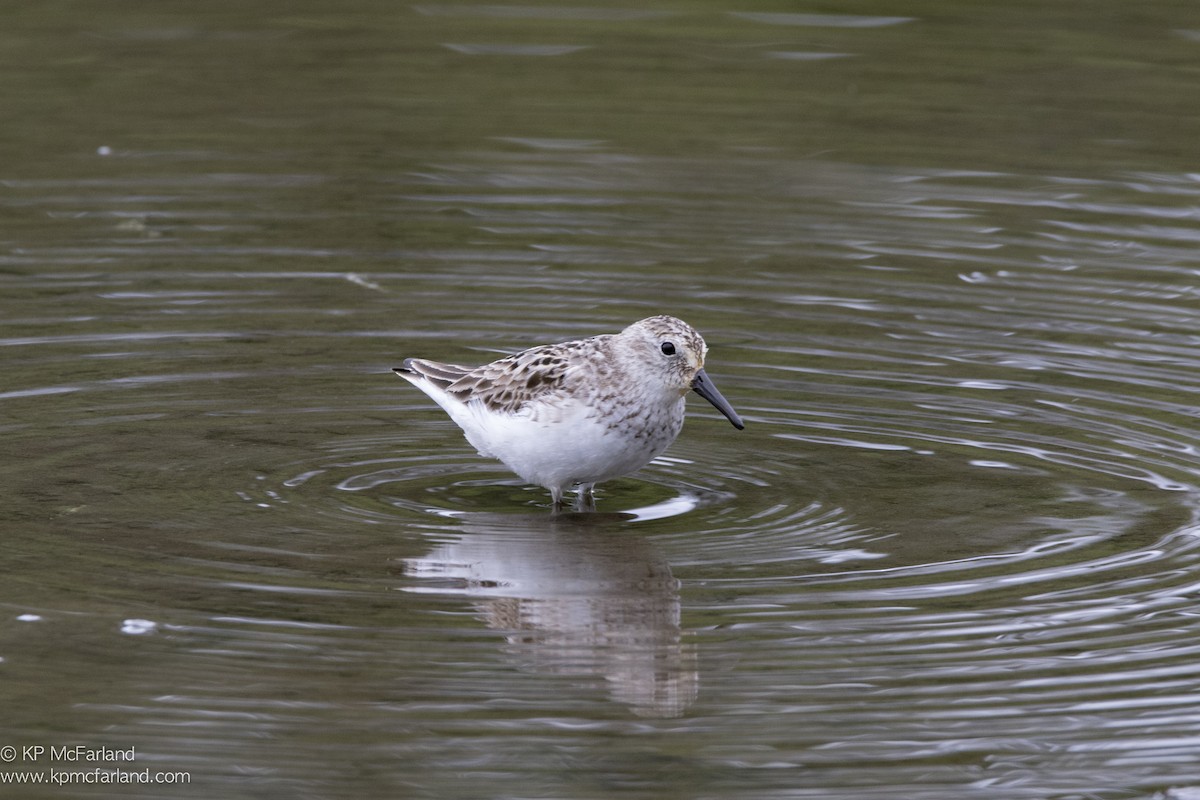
left=574, top=483, right=596, bottom=512
left=549, top=486, right=567, bottom=509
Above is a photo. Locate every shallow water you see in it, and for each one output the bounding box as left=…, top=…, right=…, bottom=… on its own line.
left=5, top=3, right=1200, bottom=799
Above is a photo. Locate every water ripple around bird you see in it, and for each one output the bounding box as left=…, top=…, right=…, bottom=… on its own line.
left=6, top=152, right=1200, bottom=797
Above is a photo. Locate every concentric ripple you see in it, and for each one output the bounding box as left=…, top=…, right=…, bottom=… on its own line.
left=7, top=150, right=1200, bottom=797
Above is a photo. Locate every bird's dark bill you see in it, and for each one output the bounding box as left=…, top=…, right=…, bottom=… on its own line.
left=691, top=369, right=745, bottom=430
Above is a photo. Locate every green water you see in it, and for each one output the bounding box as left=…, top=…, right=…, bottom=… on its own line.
left=5, top=2, right=1200, bottom=798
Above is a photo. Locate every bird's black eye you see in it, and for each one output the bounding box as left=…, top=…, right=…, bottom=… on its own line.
left=661, top=341, right=676, bottom=356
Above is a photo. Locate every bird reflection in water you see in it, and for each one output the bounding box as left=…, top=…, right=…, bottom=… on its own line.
left=402, top=510, right=697, bottom=717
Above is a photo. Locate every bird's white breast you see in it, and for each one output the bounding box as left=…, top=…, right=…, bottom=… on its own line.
left=460, top=391, right=685, bottom=492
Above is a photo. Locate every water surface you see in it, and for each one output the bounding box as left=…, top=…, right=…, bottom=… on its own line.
left=5, top=3, right=1200, bottom=798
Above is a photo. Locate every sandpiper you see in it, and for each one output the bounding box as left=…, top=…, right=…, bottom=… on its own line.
left=394, top=315, right=744, bottom=506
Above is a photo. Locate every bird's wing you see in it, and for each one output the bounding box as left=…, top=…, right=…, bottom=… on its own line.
left=396, top=344, right=576, bottom=416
